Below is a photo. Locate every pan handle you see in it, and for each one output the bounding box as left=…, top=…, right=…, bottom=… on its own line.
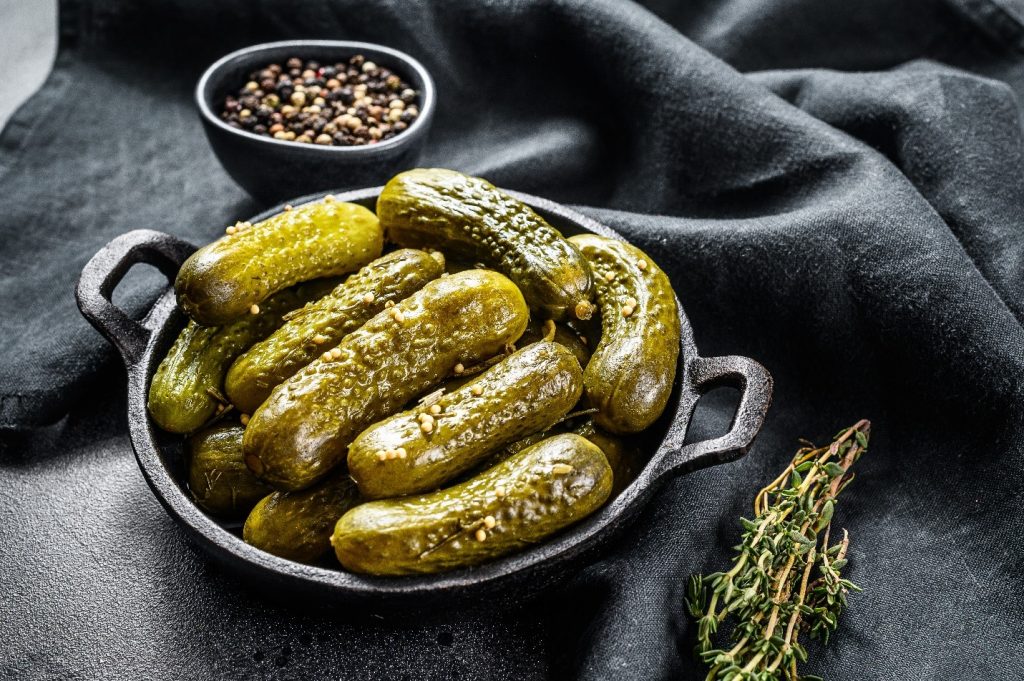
left=75, top=229, right=196, bottom=367
left=651, top=355, right=773, bottom=481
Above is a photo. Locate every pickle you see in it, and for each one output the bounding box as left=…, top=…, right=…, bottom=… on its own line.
left=225, top=249, right=445, bottom=414
left=348, top=341, right=584, bottom=499
left=568, top=235, right=681, bottom=434
left=571, top=420, right=642, bottom=497
left=378, top=168, right=595, bottom=321
left=472, top=419, right=640, bottom=496
left=516, top=318, right=591, bottom=368
left=243, top=473, right=360, bottom=563
left=243, top=270, right=530, bottom=491
left=148, top=279, right=335, bottom=434
left=187, top=423, right=273, bottom=518
left=332, top=433, right=612, bottom=575
left=175, top=198, right=383, bottom=326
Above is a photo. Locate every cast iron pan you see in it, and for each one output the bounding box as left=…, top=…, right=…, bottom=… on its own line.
left=75, top=187, right=773, bottom=608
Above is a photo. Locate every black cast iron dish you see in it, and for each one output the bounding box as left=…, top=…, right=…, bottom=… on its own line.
left=197, top=41, right=436, bottom=203
left=76, top=188, right=773, bottom=607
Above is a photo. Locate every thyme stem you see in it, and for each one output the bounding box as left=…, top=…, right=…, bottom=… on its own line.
left=686, top=420, right=870, bottom=681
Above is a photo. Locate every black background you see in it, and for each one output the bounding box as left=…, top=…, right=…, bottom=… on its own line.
left=1, top=0, right=1023, bottom=678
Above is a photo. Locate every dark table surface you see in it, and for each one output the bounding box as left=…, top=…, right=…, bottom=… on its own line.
left=0, top=381, right=553, bottom=680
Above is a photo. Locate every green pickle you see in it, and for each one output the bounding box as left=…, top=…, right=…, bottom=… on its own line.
left=332, top=433, right=612, bottom=575
left=474, top=419, right=641, bottom=496
left=225, top=249, right=445, bottom=414
left=516, top=318, right=591, bottom=368
left=243, top=473, right=361, bottom=563
left=571, top=420, right=642, bottom=496
left=187, top=423, right=273, bottom=518
left=175, top=198, right=383, bottom=326
left=348, top=341, right=584, bottom=499
left=148, top=279, right=335, bottom=434
left=243, top=269, right=530, bottom=491
left=378, top=168, right=595, bottom=321
left=568, top=234, right=681, bottom=434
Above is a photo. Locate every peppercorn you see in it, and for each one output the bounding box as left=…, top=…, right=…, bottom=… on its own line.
left=220, top=54, right=420, bottom=146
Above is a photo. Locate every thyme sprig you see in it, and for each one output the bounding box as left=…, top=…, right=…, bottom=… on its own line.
left=686, top=420, right=870, bottom=681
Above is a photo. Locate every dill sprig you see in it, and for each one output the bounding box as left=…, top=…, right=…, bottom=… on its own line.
left=686, top=420, right=870, bottom=681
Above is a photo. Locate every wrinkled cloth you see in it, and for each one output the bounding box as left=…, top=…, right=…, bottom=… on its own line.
left=1, top=0, right=1023, bottom=678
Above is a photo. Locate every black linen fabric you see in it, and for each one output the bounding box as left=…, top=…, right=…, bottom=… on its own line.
left=1, top=0, right=1023, bottom=678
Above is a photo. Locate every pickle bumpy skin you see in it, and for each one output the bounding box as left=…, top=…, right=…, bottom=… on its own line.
left=242, top=269, right=530, bottom=492
left=348, top=340, right=584, bottom=499
left=148, top=279, right=335, bottom=434
left=568, top=234, right=681, bottom=434
left=332, top=433, right=612, bottom=575
left=175, top=198, right=383, bottom=326
left=378, top=168, right=595, bottom=321
left=225, top=249, right=445, bottom=414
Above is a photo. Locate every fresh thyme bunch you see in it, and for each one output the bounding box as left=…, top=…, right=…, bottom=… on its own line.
left=686, top=420, right=870, bottom=681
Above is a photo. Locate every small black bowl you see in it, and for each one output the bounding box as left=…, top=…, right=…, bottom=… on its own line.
left=196, top=40, right=435, bottom=203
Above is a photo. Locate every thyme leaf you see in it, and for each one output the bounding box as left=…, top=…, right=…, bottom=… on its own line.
left=685, top=420, right=870, bottom=681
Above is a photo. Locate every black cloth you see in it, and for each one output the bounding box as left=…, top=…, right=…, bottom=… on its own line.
left=2, top=0, right=1023, bottom=678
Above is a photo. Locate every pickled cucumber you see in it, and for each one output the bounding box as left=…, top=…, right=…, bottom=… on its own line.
left=175, top=198, right=383, bottom=325
left=148, top=279, right=335, bottom=434
left=516, top=318, right=591, bottom=368
left=243, top=270, right=530, bottom=491
left=348, top=341, right=584, bottom=499
left=571, top=420, right=642, bottom=496
left=568, top=235, right=680, bottom=433
left=243, top=473, right=360, bottom=563
left=225, top=249, right=445, bottom=414
left=472, top=419, right=640, bottom=496
left=332, top=433, right=612, bottom=575
left=188, top=423, right=273, bottom=518
left=378, top=168, right=595, bottom=321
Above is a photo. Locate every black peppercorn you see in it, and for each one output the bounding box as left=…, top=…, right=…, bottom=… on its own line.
left=219, top=54, right=420, bottom=147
